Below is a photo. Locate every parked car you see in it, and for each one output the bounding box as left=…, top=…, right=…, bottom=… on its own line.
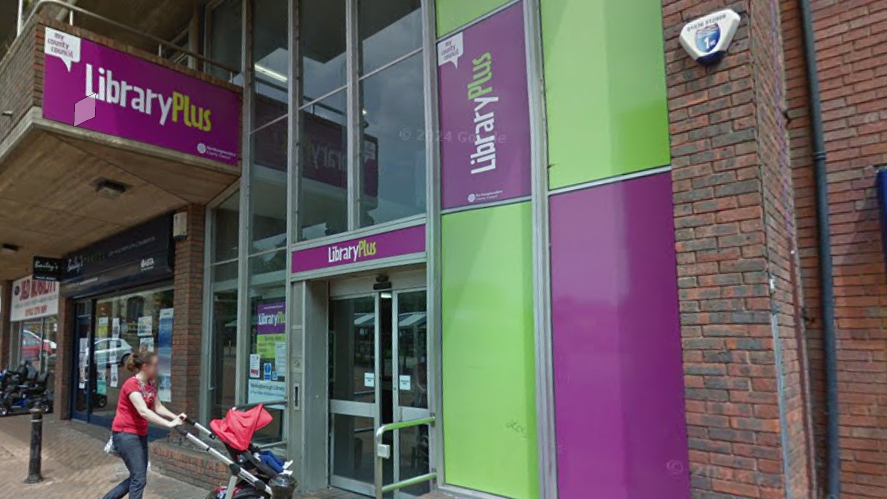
left=93, top=338, right=133, bottom=368
left=20, top=330, right=56, bottom=364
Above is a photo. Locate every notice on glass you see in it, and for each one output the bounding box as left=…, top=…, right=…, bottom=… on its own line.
left=399, top=375, right=412, bottom=391
left=140, top=337, right=154, bottom=352
left=137, top=316, right=153, bottom=337
left=97, top=369, right=107, bottom=395
left=275, top=342, right=286, bottom=373
left=97, top=317, right=109, bottom=339
left=112, top=318, right=121, bottom=338
left=364, top=372, right=375, bottom=388
left=249, top=354, right=261, bottom=379
left=110, top=364, right=119, bottom=388
left=157, top=308, right=174, bottom=403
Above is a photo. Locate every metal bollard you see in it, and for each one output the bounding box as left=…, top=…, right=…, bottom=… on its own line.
left=24, top=407, right=43, bottom=484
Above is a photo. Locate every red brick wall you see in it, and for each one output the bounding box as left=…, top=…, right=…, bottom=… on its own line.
left=0, top=20, right=39, bottom=142
left=663, top=0, right=814, bottom=497
left=0, top=281, right=11, bottom=368
left=54, top=297, right=72, bottom=418
left=171, top=204, right=206, bottom=418
left=782, top=0, right=887, bottom=497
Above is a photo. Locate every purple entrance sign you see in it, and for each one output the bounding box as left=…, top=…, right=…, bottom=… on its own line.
left=257, top=302, right=286, bottom=335
left=42, top=27, right=240, bottom=165
left=437, top=3, right=531, bottom=210
left=292, top=225, right=426, bottom=274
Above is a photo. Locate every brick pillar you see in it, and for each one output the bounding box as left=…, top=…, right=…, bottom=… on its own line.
left=171, top=204, right=206, bottom=417
left=663, top=0, right=814, bottom=497
left=54, top=297, right=73, bottom=419
left=0, top=281, right=11, bottom=368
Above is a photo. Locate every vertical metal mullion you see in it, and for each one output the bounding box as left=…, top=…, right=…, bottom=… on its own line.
left=373, top=292, right=381, bottom=430
left=235, top=0, right=254, bottom=407
left=345, top=0, right=361, bottom=231
left=199, top=206, right=216, bottom=422
left=283, top=0, right=297, bottom=459
left=289, top=0, right=302, bottom=249
left=392, top=291, right=402, bottom=494
left=421, top=0, right=444, bottom=488
left=525, top=0, right=558, bottom=498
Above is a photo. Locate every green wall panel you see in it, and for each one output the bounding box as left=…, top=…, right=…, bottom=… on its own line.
left=441, top=202, right=538, bottom=499
left=543, top=0, right=671, bottom=189
left=436, top=0, right=512, bottom=36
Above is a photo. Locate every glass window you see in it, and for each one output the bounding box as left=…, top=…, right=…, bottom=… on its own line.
left=246, top=282, right=287, bottom=444
left=92, top=288, right=174, bottom=422
left=252, top=118, right=288, bottom=253
left=212, top=192, right=240, bottom=263
left=42, top=316, right=58, bottom=388
left=210, top=289, right=238, bottom=420
left=207, top=0, right=243, bottom=82
left=254, top=0, right=289, bottom=128
left=359, top=0, right=422, bottom=75
left=359, top=54, right=426, bottom=227
left=18, top=320, right=44, bottom=373
left=298, top=91, right=349, bottom=241
left=301, top=0, right=347, bottom=101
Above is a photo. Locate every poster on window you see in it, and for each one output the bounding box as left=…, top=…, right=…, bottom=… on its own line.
left=437, top=3, right=532, bottom=210
left=140, top=337, right=154, bottom=352
left=110, top=364, right=119, bottom=388
left=157, top=308, right=174, bottom=403
left=112, top=318, right=121, bottom=339
left=97, top=369, right=107, bottom=395
left=137, top=316, right=153, bottom=337
left=256, top=301, right=285, bottom=381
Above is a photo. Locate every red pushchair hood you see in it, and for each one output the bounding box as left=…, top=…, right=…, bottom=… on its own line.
left=210, top=404, right=273, bottom=452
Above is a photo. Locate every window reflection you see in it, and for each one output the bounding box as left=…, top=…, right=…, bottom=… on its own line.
left=360, top=54, right=426, bottom=227
left=298, top=91, right=349, bottom=241
left=254, top=0, right=289, bottom=127
left=301, top=0, right=347, bottom=101
left=359, top=0, right=422, bottom=75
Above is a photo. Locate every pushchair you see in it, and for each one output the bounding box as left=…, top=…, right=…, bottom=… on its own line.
left=177, top=402, right=297, bottom=499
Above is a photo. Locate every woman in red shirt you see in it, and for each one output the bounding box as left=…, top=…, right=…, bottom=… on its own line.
left=99, top=348, right=184, bottom=499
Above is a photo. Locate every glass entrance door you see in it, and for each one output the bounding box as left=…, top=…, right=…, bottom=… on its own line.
left=328, top=289, right=430, bottom=497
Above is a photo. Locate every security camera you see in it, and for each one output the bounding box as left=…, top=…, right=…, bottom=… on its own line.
left=680, top=9, right=741, bottom=65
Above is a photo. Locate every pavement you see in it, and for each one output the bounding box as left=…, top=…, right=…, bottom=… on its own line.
left=0, top=412, right=206, bottom=499
left=0, top=413, right=455, bottom=499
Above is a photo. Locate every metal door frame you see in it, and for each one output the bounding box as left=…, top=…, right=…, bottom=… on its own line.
left=327, top=284, right=431, bottom=497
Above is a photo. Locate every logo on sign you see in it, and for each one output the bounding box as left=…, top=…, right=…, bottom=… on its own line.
left=328, top=239, right=378, bottom=265
left=696, top=24, right=721, bottom=54
left=140, top=258, right=155, bottom=271
left=197, top=143, right=207, bottom=154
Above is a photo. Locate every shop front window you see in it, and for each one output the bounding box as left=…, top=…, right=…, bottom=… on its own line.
left=91, top=287, right=174, bottom=422
left=14, top=316, right=58, bottom=385
left=207, top=0, right=244, bottom=83
left=245, top=280, right=287, bottom=445
left=296, top=0, right=428, bottom=240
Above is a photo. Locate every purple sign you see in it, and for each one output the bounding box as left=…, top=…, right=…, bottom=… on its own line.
left=437, top=3, right=531, bottom=210
left=42, top=27, right=240, bottom=165
left=257, top=302, right=286, bottom=335
left=292, top=225, right=426, bottom=274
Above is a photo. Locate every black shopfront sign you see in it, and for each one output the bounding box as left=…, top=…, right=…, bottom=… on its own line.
left=62, top=215, right=174, bottom=296
left=33, top=256, right=66, bottom=281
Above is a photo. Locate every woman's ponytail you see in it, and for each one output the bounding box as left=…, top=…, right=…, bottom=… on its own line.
left=124, top=346, right=157, bottom=373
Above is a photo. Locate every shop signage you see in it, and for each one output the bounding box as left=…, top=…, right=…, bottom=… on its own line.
left=291, top=225, right=426, bottom=275
left=437, top=3, right=532, bottom=210
left=42, top=27, right=240, bottom=165
left=62, top=215, right=174, bottom=296
left=10, top=275, right=59, bottom=321
left=32, top=256, right=65, bottom=282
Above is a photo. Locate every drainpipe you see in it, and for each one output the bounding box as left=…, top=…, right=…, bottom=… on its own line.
left=798, top=0, right=840, bottom=497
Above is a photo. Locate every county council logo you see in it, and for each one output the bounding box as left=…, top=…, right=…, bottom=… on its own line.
left=197, top=143, right=207, bottom=154
left=468, top=193, right=476, bottom=203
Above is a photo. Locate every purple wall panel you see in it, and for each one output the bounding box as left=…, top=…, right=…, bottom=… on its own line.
left=550, top=172, right=690, bottom=499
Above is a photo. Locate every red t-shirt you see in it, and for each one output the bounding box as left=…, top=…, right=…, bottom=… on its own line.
left=111, top=377, right=157, bottom=436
